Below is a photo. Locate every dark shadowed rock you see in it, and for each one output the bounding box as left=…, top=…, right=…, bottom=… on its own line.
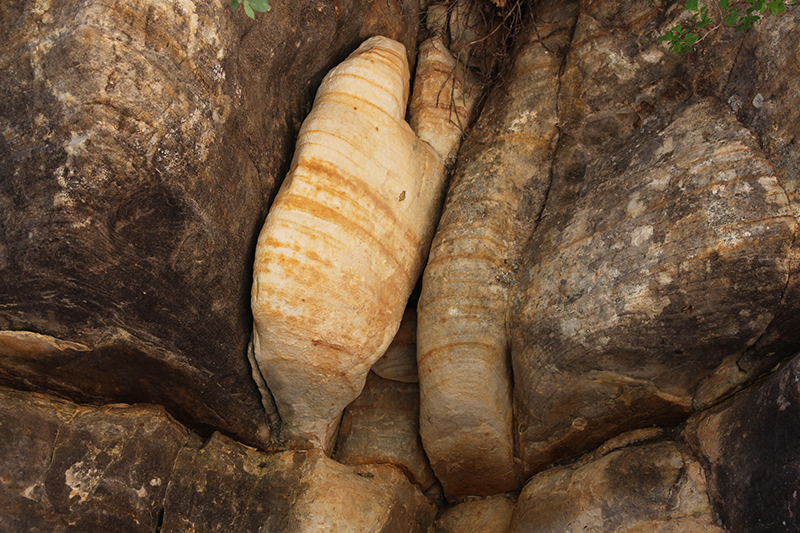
left=685, top=351, right=800, bottom=532
left=722, top=10, right=800, bottom=376
left=0, top=0, right=418, bottom=446
left=0, top=386, right=191, bottom=533
left=509, top=432, right=723, bottom=533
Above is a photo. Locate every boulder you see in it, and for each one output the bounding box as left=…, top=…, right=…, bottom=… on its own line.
left=371, top=308, right=419, bottom=383
left=251, top=30, right=476, bottom=451
left=417, top=0, right=577, bottom=499
left=511, top=95, right=795, bottom=476
left=0, top=0, right=418, bottom=447
left=0, top=386, right=436, bottom=532
left=163, top=433, right=436, bottom=533
left=334, top=371, right=436, bottom=489
left=509, top=432, right=723, bottom=533
left=431, top=494, right=516, bottom=533
left=0, top=386, right=191, bottom=533
left=685, top=351, right=800, bottom=532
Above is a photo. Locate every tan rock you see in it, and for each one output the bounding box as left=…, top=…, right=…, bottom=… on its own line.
left=409, top=35, right=481, bottom=166
left=417, top=0, right=578, bottom=500
left=509, top=437, right=724, bottom=533
left=371, top=308, right=419, bottom=383
left=251, top=36, right=447, bottom=451
left=334, top=372, right=436, bottom=489
left=432, top=494, right=516, bottom=533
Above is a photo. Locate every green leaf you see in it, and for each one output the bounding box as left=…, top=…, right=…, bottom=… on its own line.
left=249, top=0, right=271, bottom=11
left=244, top=0, right=255, bottom=18
left=723, top=9, right=739, bottom=24
left=718, top=0, right=730, bottom=10
left=685, top=0, right=700, bottom=11
left=697, top=13, right=712, bottom=28
left=230, top=0, right=240, bottom=10
left=767, top=0, right=786, bottom=14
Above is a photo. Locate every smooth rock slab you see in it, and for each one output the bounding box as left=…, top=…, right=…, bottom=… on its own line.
left=334, top=371, right=436, bottom=489
left=685, top=351, right=800, bottom=532
left=509, top=435, right=724, bottom=533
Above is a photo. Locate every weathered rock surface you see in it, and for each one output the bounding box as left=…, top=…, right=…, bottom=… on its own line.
left=417, top=0, right=577, bottom=499
left=0, top=386, right=191, bottom=533
left=164, top=433, right=436, bottom=533
left=685, top=351, right=800, bottom=532
left=252, top=32, right=476, bottom=451
left=0, top=386, right=437, bottom=532
left=0, top=0, right=418, bottom=447
left=509, top=0, right=797, bottom=477
left=334, top=371, right=435, bottom=489
left=722, top=10, right=800, bottom=375
left=431, top=494, right=516, bottom=533
left=509, top=433, right=724, bottom=533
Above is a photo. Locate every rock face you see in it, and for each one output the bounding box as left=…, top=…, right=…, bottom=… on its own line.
left=0, top=0, right=418, bottom=447
left=0, top=386, right=436, bottom=532
left=507, top=0, right=798, bottom=476
left=509, top=433, right=724, bottom=532
left=417, top=0, right=577, bottom=499
left=685, top=352, right=800, bottom=532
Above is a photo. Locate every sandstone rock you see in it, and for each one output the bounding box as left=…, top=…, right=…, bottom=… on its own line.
left=409, top=35, right=481, bottom=166
left=509, top=436, right=724, bottom=533
left=509, top=0, right=797, bottom=477
left=0, top=387, right=191, bottom=533
left=431, top=494, right=516, bottom=533
left=251, top=36, right=450, bottom=451
left=417, top=0, right=577, bottom=500
left=722, top=10, right=800, bottom=374
left=334, top=372, right=435, bottom=489
left=685, top=351, right=800, bottom=532
left=371, top=308, right=419, bottom=383
left=163, top=432, right=436, bottom=533
left=0, top=0, right=418, bottom=447
left=511, top=95, right=795, bottom=477
left=0, top=386, right=436, bottom=532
